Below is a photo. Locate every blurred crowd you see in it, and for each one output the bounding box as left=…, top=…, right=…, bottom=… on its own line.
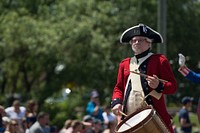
left=0, top=90, right=117, bottom=133
left=0, top=99, right=51, bottom=133
left=58, top=90, right=118, bottom=133
left=0, top=91, right=199, bottom=133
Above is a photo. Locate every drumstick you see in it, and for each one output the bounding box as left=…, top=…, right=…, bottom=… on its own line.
left=119, top=110, right=128, bottom=117
left=126, top=69, right=168, bottom=83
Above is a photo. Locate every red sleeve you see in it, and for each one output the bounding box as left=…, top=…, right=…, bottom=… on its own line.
left=112, top=58, right=130, bottom=101
left=148, top=54, right=177, bottom=94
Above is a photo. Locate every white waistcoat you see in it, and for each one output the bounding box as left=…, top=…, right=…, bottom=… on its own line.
left=126, top=53, right=153, bottom=115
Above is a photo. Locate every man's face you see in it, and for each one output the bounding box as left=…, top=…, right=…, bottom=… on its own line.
left=130, top=36, right=151, bottom=55
left=92, top=96, right=99, bottom=105
left=186, top=102, right=192, bottom=111
left=41, top=115, right=49, bottom=126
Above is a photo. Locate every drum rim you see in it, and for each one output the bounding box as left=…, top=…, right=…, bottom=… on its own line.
left=115, top=106, right=154, bottom=133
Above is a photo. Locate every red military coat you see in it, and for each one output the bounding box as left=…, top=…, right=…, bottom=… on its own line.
left=112, top=54, right=177, bottom=132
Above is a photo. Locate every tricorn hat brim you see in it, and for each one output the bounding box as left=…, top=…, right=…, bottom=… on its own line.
left=120, top=24, right=163, bottom=44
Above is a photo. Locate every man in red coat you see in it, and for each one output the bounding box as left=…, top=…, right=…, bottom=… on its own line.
left=111, top=24, right=177, bottom=133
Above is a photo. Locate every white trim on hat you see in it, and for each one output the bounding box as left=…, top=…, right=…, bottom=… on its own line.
left=120, top=24, right=164, bottom=44
left=145, top=25, right=164, bottom=43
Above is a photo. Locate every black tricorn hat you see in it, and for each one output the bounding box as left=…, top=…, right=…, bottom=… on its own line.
left=120, top=23, right=163, bottom=44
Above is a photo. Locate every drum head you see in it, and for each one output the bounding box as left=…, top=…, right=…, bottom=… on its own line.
left=115, top=107, right=154, bottom=133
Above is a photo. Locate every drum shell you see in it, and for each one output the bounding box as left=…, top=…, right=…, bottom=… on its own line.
left=115, top=106, right=169, bottom=133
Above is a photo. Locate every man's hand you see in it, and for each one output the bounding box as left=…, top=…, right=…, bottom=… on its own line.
left=146, top=75, right=159, bottom=89
left=112, top=104, right=122, bottom=116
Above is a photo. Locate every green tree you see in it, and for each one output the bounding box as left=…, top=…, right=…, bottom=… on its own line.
left=1, top=0, right=200, bottom=129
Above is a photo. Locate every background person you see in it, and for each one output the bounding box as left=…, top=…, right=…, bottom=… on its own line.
left=64, top=120, right=83, bottom=133
left=102, top=105, right=116, bottom=132
left=82, top=115, right=94, bottom=133
left=179, top=96, right=194, bottom=133
left=28, top=111, right=50, bottom=133
left=178, top=53, right=200, bottom=124
left=4, top=119, right=24, bottom=133
left=5, top=100, right=26, bottom=132
left=86, top=90, right=104, bottom=123
left=25, top=99, right=38, bottom=119
left=5, top=100, right=26, bottom=123
left=0, top=105, right=6, bottom=132
left=59, top=119, right=73, bottom=133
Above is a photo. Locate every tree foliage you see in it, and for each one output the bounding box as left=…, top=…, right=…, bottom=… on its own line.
left=1, top=0, right=200, bottom=128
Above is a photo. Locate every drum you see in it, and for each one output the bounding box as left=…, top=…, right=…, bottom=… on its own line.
left=115, top=106, right=170, bottom=133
